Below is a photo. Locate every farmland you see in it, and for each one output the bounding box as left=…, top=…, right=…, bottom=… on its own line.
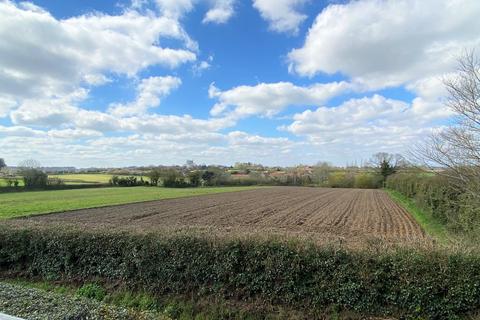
left=48, top=173, right=117, bottom=184
left=0, top=186, right=260, bottom=219
left=10, top=187, right=429, bottom=247
left=0, top=173, right=149, bottom=186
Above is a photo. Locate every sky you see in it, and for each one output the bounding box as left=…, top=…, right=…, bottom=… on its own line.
left=0, top=0, right=479, bottom=168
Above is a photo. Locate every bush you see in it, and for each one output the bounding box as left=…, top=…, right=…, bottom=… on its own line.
left=328, top=172, right=355, bottom=188
left=354, top=173, right=383, bottom=189
left=21, top=168, right=48, bottom=188
left=386, top=173, right=475, bottom=233
left=47, top=177, right=65, bottom=186
left=76, top=283, right=106, bottom=301
left=110, top=176, right=146, bottom=187
left=188, top=171, right=201, bottom=187
left=1, top=226, right=480, bottom=319
left=5, top=178, right=20, bottom=187
left=163, top=171, right=189, bottom=188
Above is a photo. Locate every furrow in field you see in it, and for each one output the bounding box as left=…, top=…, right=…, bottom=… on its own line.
left=21, top=186, right=430, bottom=247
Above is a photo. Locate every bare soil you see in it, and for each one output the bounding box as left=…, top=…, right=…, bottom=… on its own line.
left=16, top=187, right=430, bottom=247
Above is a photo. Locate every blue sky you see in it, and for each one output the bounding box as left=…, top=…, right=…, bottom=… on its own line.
left=0, top=0, right=478, bottom=167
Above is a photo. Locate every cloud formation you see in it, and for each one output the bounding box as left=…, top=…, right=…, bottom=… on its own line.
left=288, top=0, right=480, bottom=89
left=109, top=76, right=182, bottom=117
left=253, top=0, right=309, bottom=34
left=209, top=81, right=356, bottom=118
left=0, top=0, right=196, bottom=114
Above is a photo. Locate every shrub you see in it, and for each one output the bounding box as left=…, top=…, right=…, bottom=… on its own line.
left=76, top=283, right=106, bottom=301
left=109, top=176, right=146, bottom=187
left=163, top=171, right=189, bottom=188
left=1, top=226, right=480, bottom=319
left=21, top=168, right=48, bottom=188
left=386, top=173, right=478, bottom=234
left=147, top=169, right=162, bottom=186
left=354, top=173, right=383, bottom=189
left=328, top=172, right=355, bottom=188
left=187, top=171, right=201, bottom=187
left=5, top=178, right=20, bottom=187
left=201, top=171, right=215, bottom=186
left=47, top=177, right=65, bottom=186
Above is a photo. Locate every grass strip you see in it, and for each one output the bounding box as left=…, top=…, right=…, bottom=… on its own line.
left=0, top=186, right=262, bottom=219
left=386, top=189, right=450, bottom=244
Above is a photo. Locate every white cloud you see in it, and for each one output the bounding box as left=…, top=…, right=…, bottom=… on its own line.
left=253, top=0, right=309, bottom=34
left=209, top=81, right=356, bottom=118
left=288, top=0, right=480, bottom=88
left=10, top=94, right=121, bottom=132
left=153, top=0, right=235, bottom=24
left=283, top=94, right=451, bottom=156
left=154, top=0, right=195, bottom=19
left=203, top=0, right=235, bottom=24
left=109, top=76, right=181, bottom=116
left=192, top=55, right=213, bottom=76
left=0, top=125, right=44, bottom=138
left=83, top=74, right=112, bottom=86
left=0, top=96, right=17, bottom=118
left=0, top=124, right=301, bottom=167
left=122, top=114, right=235, bottom=135
left=0, top=1, right=196, bottom=107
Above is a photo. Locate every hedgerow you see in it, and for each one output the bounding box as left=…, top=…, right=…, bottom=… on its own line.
left=386, top=173, right=480, bottom=234
left=1, top=226, right=480, bottom=319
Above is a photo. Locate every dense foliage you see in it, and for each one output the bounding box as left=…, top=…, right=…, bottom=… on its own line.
left=109, top=175, right=148, bottom=187
left=0, top=282, right=164, bottom=320
left=21, top=168, right=48, bottom=188
left=386, top=173, right=480, bottom=234
left=1, top=226, right=480, bottom=319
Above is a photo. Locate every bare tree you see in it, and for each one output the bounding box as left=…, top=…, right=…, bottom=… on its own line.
left=413, top=50, right=480, bottom=195
left=18, top=159, right=42, bottom=169
left=313, top=161, right=332, bottom=185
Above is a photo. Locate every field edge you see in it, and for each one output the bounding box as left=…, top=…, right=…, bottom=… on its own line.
left=0, top=186, right=264, bottom=220
left=385, top=189, right=449, bottom=244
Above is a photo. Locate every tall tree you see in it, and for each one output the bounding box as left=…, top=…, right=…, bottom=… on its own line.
left=370, top=153, right=407, bottom=184
left=413, top=50, right=480, bottom=196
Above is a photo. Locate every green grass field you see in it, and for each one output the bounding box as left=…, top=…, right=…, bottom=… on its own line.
left=1, top=174, right=148, bottom=186
left=49, top=173, right=149, bottom=185
left=0, top=186, right=261, bottom=219
left=0, top=177, right=24, bottom=187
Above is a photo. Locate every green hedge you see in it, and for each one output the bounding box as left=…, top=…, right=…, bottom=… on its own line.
left=1, top=226, right=480, bottom=319
left=386, top=173, right=479, bottom=233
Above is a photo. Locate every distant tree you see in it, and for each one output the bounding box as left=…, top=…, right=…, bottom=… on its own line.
left=370, top=153, right=407, bottom=185
left=21, top=168, right=48, bottom=188
left=412, top=50, right=480, bottom=197
left=147, top=169, right=162, bottom=186
left=163, top=170, right=188, bottom=188
left=0, top=158, right=6, bottom=170
left=17, top=159, right=47, bottom=188
left=313, top=162, right=332, bottom=186
left=201, top=171, right=215, bottom=186
left=187, top=171, right=201, bottom=187
left=18, top=159, right=41, bottom=169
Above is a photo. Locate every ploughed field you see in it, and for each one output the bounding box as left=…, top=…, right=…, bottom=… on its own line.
left=17, top=187, right=429, bottom=246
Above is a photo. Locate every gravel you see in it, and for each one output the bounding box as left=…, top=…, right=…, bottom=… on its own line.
left=0, top=282, right=167, bottom=320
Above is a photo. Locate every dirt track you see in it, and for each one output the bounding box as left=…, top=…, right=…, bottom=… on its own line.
left=20, top=187, right=430, bottom=246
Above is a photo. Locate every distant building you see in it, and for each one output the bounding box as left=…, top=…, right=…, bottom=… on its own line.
left=185, top=160, right=195, bottom=168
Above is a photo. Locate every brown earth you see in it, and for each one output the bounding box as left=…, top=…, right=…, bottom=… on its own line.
left=16, top=187, right=431, bottom=247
